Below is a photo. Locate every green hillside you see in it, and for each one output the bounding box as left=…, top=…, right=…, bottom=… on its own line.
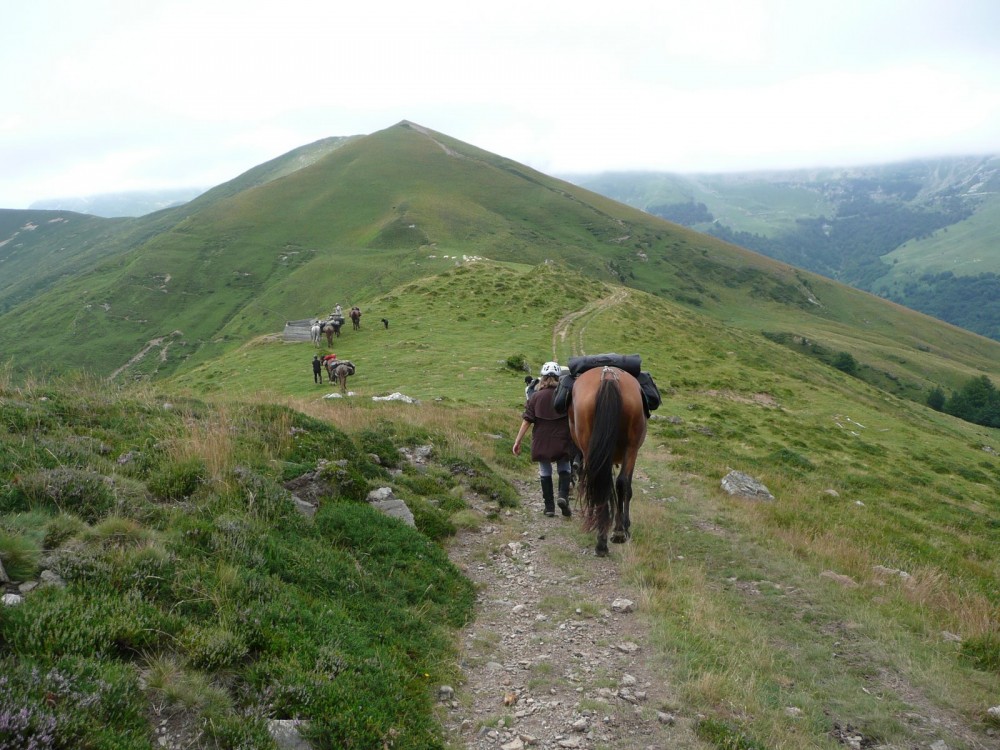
left=174, top=259, right=1000, bottom=749
left=3, top=124, right=999, bottom=400
left=3, top=257, right=997, bottom=748
left=571, top=157, right=1000, bottom=340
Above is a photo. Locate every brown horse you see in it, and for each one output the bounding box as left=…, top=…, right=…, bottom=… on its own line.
left=350, top=307, right=361, bottom=330
left=326, top=360, right=355, bottom=392
left=568, top=366, right=647, bottom=556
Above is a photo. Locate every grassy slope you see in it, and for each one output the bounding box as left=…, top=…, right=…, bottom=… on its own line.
left=3, top=258, right=999, bottom=748
left=878, top=194, right=1000, bottom=284
left=3, top=122, right=998, bottom=399
left=568, top=172, right=836, bottom=236
left=169, top=259, right=1000, bottom=748
left=0, top=209, right=133, bottom=312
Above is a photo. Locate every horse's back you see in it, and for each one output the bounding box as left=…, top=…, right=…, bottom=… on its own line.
left=570, top=367, right=646, bottom=445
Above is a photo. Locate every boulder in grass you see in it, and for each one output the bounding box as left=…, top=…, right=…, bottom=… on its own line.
left=720, top=470, right=774, bottom=501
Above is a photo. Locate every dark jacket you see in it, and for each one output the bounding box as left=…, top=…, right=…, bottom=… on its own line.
left=312, top=359, right=322, bottom=373
left=523, top=386, right=574, bottom=462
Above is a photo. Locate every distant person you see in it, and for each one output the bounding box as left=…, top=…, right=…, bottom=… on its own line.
left=513, top=361, right=574, bottom=517
left=381, top=318, right=389, bottom=329
left=334, top=304, right=343, bottom=319
left=312, top=355, right=323, bottom=384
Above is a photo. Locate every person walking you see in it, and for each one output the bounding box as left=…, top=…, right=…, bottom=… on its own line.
left=512, top=361, right=575, bottom=517
left=312, top=355, right=323, bottom=384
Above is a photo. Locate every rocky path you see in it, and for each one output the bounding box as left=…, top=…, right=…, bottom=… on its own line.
left=440, top=480, right=708, bottom=750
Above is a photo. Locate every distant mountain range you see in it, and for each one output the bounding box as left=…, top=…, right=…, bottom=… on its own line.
left=567, top=156, right=1000, bottom=340
left=29, top=188, right=207, bottom=217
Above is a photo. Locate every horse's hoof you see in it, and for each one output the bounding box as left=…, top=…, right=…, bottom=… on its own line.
left=611, top=531, right=630, bottom=544
left=595, top=545, right=609, bottom=557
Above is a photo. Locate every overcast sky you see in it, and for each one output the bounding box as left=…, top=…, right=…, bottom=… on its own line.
left=3, top=0, right=999, bottom=209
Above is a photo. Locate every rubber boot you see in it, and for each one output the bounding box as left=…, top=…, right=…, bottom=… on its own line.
left=540, top=476, right=555, bottom=516
left=557, top=472, right=572, bottom=517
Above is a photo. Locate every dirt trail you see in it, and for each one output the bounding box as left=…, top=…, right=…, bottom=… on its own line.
left=551, top=289, right=629, bottom=360
left=441, top=480, right=708, bottom=750
left=439, top=286, right=705, bottom=747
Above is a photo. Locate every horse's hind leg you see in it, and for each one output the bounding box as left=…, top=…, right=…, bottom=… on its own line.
left=611, top=467, right=632, bottom=544
left=596, top=531, right=609, bottom=557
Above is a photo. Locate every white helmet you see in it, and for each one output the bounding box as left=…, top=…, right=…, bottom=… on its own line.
left=540, top=361, right=561, bottom=377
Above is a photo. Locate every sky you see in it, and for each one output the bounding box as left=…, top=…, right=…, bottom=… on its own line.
left=3, top=0, right=1000, bottom=209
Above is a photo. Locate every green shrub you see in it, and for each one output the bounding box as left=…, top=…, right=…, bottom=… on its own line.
left=505, top=353, right=529, bottom=372
left=220, top=466, right=294, bottom=524
left=3, top=588, right=180, bottom=658
left=84, top=516, right=150, bottom=548
left=43, top=513, right=88, bottom=549
left=0, top=530, right=41, bottom=580
left=181, top=625, right=249, bottom=670
left=148, top=457, right=207, bottom=500
left=695, top=717, right=769, bottom=749
left=357, top=427, right=403, bottom=469
left=316, top=463, right=370, bottom=502
left=282, top=412, right=356, bottom=467
left=439, top=452, right=518, bottom=507
left=211, top=513, right=266, bottom=567
left=961, top=631, right=1000, bottom=673
left=407, top=497, right=457, bottom=541
left=396, top=468, right=453, bottom=497
left=109, top=544, right=176, bottom=600
left=316, top=502, right=475, bottom=628
left=469, top=472, right=519, bottom=508
left=0, top=656, right=148, bottom=750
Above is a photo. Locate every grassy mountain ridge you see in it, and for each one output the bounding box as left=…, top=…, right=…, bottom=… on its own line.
left=4, top=123, right=1000, bottom=394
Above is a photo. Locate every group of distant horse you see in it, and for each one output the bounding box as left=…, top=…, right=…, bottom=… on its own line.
left=310, top=307, right=363, bottom=347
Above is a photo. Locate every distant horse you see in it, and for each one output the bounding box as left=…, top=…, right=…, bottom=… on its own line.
left=310, top=323, right=322, bottom=346
left=350, top=308, right=362, bottom=330
left=568, top=366, right=647, bottom=557
left=321, top=318, right=343, bottom=346
left=381, top=318, right=389, bottom=329
left=326, top=360, right=355, bottom=393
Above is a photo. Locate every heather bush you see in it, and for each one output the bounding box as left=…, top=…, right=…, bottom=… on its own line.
left=2, top=588, right=180, bottom=658
left=0, top=658, right=147, bottom=750
left=14, top=468, right=116, bottom=522
left=181, top=625, right=249, bottom=671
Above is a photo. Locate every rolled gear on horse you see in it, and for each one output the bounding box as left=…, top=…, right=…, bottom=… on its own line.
left=555, top=353, right=662, bottom=417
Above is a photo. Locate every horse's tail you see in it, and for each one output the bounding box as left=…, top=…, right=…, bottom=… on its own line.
left=581, top=378, right=621, bottom=537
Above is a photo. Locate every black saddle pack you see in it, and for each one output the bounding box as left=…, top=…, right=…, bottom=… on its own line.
left=553, top=353, right=662, bottom=416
